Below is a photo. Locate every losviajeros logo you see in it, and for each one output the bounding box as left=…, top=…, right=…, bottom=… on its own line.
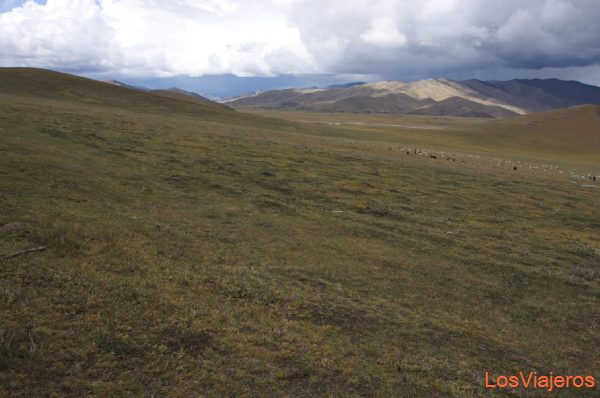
left=485, top=371, right=596, bottom=393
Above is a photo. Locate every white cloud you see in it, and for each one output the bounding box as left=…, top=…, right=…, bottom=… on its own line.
left=0, top=0, right=116, bottom=71
left=1, top=0, right=600, bottom=80
left=0, top=0, right=318, bottom=76
left=361, top=17, right=407, bottom=47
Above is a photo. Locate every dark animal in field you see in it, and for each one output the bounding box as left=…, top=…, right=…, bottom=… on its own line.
left=430, top=155, right=437, bottom=159
left=514, top=166, right=518, bottom=170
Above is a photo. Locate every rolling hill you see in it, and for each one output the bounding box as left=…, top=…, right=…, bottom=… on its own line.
left=0, top=68, right=233, bottom=118
left=106, top=79, right=219, bottom=107
left=487, top=104, right=600, bottom=145
left=149, top=87, right=227, bottom=108
left=227, top=77, right=600, bottom=118
left=1, top=68, right=599, bottom=397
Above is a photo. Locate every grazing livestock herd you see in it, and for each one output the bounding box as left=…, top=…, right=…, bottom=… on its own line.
left=390, top=146, right=599, bottom=185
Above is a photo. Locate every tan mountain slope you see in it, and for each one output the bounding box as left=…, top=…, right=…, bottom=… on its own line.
left=364, top=78, right=526, bottom=114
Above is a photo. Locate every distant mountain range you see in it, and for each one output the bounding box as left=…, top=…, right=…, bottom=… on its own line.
left=106, top=80, right=215, bottom=104
left=106, top=80, right=147, bottom=91
left=225, top=78, right=600, bottom=118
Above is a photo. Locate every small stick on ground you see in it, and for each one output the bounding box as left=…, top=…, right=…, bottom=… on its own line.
left=1, top=246, right=46, bottom=260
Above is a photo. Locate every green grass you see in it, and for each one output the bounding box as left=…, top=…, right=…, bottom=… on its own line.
left=1, top=69, right=600, bottom=397
left=243, top=108, right=600, bottom=169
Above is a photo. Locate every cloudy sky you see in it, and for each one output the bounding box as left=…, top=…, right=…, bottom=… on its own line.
left=2, top=0, right=600, bottom=97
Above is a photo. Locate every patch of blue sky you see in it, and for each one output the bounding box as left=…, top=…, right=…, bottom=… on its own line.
left=0, top=0, right=45, bottom=13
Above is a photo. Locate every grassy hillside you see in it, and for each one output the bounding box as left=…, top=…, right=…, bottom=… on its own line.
left=149, top=89, right=226, bottom=109
left=0, top=68, right=235, bottom=118
left=485, top=104, right=600, bottom=147
left=460, top=105, right=600, bottom=166
left=1, top=69, right=600, bottom=397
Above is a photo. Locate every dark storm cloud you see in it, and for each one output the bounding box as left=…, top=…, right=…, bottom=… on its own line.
left=284, top=0, right=600, bottom=79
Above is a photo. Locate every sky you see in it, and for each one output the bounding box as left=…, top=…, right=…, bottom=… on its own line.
left=2, top=0, right=600, bottom=97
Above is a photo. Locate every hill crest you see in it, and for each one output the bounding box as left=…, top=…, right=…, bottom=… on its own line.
left=0, top=67, right=232, bottom=117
